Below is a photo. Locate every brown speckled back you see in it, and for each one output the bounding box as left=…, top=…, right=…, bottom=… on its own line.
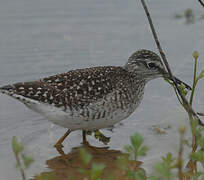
left=2, top=66, right=142, bottom=111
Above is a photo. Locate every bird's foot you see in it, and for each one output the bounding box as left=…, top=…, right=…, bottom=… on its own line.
left=93, top=130, right=110, bottom=145
left=54, top=144, right=66, bottom=155
left=53, top=129, right=72, bottom=154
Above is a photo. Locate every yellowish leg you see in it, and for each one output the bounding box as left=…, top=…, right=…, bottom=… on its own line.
left=54, top=129, right=72, bottom=148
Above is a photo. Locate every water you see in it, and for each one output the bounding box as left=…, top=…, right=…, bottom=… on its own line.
left=0, top=0, right=204, bottom=179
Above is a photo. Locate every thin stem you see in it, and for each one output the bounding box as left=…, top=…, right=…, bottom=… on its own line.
left=134, top=151, right=137, bottom=161
left=178, top=128, right=185, bottom=180
left=140, top=0, right=173, bottom=77
left=188, top=113, right=198, bottom=173
left=173, top=85, right=183, bottom=106
left=165, top=79, right=183, bottom=105
left=190, top=57, right=198, bottom=106
left=140, top=0, right=204, bottom=126
left=198, top=0, right=204, bottom=7
left=13, top=152, right=26, bottom=180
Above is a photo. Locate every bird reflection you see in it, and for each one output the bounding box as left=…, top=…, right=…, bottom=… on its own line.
left=34, top=143, right=143, bottom=180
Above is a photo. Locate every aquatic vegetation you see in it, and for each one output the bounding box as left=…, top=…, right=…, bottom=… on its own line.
left=12, top=136, right=34, bottom=180
left=78, top=148, right=105, bottom=180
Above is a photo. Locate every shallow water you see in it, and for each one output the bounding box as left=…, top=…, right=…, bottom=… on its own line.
left=0, top=0, right=204, bottom=179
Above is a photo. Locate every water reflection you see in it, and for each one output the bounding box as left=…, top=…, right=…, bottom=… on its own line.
left=33, top=143, right=143, bottom=180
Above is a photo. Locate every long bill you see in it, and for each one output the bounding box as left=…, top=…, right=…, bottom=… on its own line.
left=173, top=76, right=192, bottom=90
left=163, top=71, right=192, bottom=90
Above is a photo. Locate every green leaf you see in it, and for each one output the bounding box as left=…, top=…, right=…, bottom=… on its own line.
left=130, top=133, right=144, bottom=150
left=91, top=163, right=105, bottom=180
left=79, top=148, right=92, bottom=165
left=134, top=169, right=146, bottom=180
left=138, top=146, right=148, bottom=156
left=161, top=153, right=174, bottom=167
left=190, top=151, right=204, bottom=163
left=192, top=171, right=203, bottom=179
left=178, top=83, right=188, bottom=96
left=151, top=161, right=174, bottom=179
left=127, top=170, right=135, bottom=178
left=78, top=168, right=88, bottom=175
left=21, top=153, right=34, bottom=168
left=12, top=136, right=23, bottom=155
left=124, top=145, right=134, bottom=154
left=197, top=69, right=204, bottom=81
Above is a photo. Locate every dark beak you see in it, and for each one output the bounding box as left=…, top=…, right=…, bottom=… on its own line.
left=162, top=70, right=192, bottom=90
left=173, top=77, right=192, bottom=90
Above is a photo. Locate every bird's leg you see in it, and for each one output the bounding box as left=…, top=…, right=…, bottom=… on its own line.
left=55, top=146, right=66, bottom=156
left=82, top=130, right=88, bottom=144
left=94, top=130, right=110, bottom=145
left=54, top=129, right=72, bottom=148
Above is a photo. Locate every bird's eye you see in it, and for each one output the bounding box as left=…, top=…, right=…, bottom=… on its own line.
left=147, top=62, right=156, bottom=69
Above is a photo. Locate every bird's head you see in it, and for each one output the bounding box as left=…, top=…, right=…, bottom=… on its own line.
left=124, top=49, right=191, bottom=90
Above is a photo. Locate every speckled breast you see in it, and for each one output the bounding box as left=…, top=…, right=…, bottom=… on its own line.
left=53, top=78, right=146, bottom=130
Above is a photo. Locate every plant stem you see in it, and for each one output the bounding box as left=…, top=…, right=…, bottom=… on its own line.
left=198, top=0, right=204, bottom=7
left=188, top=57, right=199, bottom=173
left=140, top=0, right=204, bottom=126
left=178, top=128, right=185, bottom=180
left=190, top=57, right=198, bottom=106
left=173, top=85, right=183, bottom=106
left=13, top=151, right=26, bottom=180
left=188, top=113, right=198, bottom=173
left=134, top=151, right=137, bottom=161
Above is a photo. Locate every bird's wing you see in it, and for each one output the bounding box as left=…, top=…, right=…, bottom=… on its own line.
left=0, top=66, right=131, bottom=110
left=40, top=66, right=131, bottom=108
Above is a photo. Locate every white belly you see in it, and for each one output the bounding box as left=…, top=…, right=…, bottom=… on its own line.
left=2, top=90, right=142, bottom=130
left=27, top=100, right=137, bottom=130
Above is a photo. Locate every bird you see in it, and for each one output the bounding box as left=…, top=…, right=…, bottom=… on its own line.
left=0, top=49, right=191, bottom=148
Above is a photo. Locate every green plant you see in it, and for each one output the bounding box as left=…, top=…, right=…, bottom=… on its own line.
left=149, top=126, right=186, bottom=180
left=117, top=132, right=147, bottom=180
left=12, top=136, right=34, bottom=180
left=149, top=153, right=176, bottom=180
left=165, top=51, right=204, bottom=179
left=78, top=148, right=105, bottom=180
left=124, top=132, right=148, bottom=161
left=140, top=0, right=204, bottom=177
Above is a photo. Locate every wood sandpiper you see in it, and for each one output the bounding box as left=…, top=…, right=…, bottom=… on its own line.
left=0, top=50, right=191, bottom=147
